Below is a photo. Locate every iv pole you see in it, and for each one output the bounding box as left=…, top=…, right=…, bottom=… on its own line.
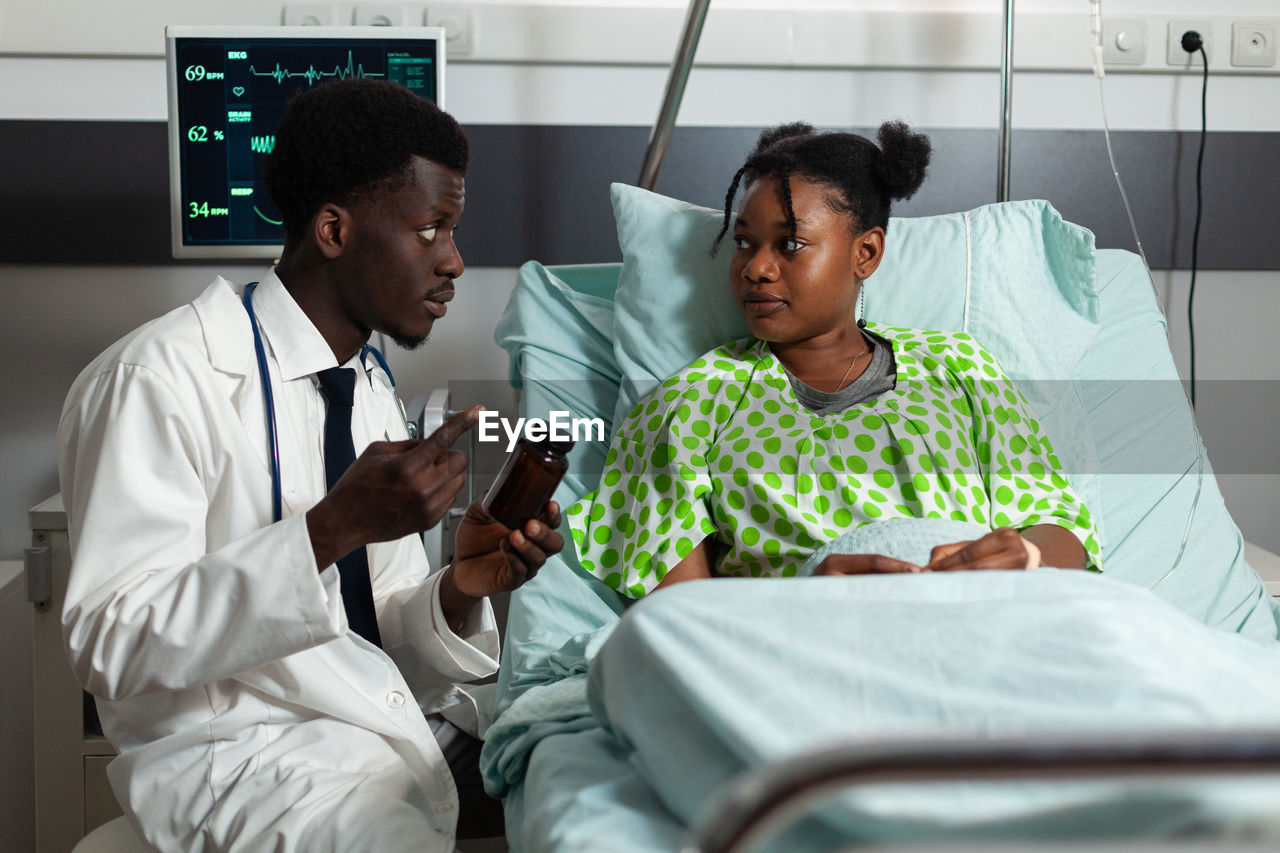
left=638, top=0, right=712, bottom=190
left=998, top=0, right=1015, bottom=202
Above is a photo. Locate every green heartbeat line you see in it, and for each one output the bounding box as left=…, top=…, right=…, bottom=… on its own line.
left=249, top=51, right=386, bottom=86
left=249, top=135, right=275, bottom=154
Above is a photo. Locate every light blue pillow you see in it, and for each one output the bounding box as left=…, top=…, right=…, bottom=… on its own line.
left=609, top=182, right=1104, bottom=541
left=494, top=261, right=622, bottom=504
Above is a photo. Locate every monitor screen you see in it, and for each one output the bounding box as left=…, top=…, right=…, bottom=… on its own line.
left=166, top=26, right=446, bottom=259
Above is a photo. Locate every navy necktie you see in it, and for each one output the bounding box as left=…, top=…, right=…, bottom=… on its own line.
left=316, top=366, right=383, bottom=648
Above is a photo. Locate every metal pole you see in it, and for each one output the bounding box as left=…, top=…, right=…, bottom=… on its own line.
left=997, top=0, right=1015, bottom=202
left=637, top=0, right=712, bottom=190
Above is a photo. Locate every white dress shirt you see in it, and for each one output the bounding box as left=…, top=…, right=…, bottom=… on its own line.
left=58, top=270, right=496, bottom=851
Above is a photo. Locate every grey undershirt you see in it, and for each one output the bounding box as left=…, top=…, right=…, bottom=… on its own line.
left=786, top=329, right=898, bottom=415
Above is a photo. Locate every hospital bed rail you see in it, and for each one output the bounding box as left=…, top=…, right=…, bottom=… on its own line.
left=685, top=731, right=1280, bottom=853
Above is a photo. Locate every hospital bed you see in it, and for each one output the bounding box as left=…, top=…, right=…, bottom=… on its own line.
left=478, top=184, right=1280, bottom=851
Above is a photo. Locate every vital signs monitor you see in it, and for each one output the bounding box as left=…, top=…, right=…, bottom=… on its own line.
left=165, top=26, right=447, bottom=259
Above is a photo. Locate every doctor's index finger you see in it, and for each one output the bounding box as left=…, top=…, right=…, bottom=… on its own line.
left=413, top=406, right=483, bottom=460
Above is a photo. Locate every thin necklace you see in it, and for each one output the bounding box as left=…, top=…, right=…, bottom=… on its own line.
left=830, top=345, right=873, bottom=392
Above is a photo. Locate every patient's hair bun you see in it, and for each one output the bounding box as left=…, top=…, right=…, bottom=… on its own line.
left=876, top=120, right=932, bottom=202
left=712, top=117, right=934, bottom=252
left=754, top=122, right=814, bottom=155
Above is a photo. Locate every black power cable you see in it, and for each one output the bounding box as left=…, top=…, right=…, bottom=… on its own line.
left=1181, top=31, right=1208, bottom=409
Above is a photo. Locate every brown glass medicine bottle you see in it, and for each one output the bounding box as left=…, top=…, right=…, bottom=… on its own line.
left=482, top=437, right=573, bottom=530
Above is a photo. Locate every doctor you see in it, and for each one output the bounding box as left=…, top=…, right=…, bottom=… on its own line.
left=57, top=78, right=562, bottom=851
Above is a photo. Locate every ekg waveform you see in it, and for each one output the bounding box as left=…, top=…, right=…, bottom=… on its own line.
left=250, top=135, right=276, bottom=154
left=248, top=51, right=386, bottom=86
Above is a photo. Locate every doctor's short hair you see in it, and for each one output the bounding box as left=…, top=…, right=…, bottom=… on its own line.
left=713, top=120, right=932, bottom=251
left=264, top=78, right=469, bottom=247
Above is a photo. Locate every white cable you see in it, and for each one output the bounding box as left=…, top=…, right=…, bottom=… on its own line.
left=962, top=211, right=972, bottom=333
left=1089, top=0, right=1106, bottom=79
left=1097, top=80, right=1161, bottom=311
left=1091, top=0, right=1203, bottom=588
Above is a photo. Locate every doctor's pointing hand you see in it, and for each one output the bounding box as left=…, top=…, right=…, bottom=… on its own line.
left=309, top=404, right=564, bottom=628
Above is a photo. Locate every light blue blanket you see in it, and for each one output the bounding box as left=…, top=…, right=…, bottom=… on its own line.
left=485, top=518, right=989, bottom=800
left=483, top=627, right=609, bottom=794
left=588, top=570, right=1280, bottom=847
left=485, top=520, right=1280, bottom=849
left=484, top=519, right=992, bottom=803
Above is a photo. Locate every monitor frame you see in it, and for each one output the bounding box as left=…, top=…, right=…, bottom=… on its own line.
left=165, top=25, right=447, bottom=260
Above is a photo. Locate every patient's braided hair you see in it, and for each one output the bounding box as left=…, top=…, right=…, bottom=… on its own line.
left=712, top=121, right=932, bottom=252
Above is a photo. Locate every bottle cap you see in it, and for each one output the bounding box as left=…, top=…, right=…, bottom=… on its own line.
left=518, top=435, right=575, bottom=455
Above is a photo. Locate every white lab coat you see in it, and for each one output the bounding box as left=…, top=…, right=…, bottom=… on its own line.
left=58, top=272, right=497, bottom=852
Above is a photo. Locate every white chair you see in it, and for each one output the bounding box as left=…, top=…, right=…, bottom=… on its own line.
left=71, top=816, right=148, bottom=853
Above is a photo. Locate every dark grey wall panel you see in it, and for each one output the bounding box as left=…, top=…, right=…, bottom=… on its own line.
left=1012, top=130, right=1280, bottom=271
left=1, top=120, right=1277, bottom=269
left=1, top=121, right=176, bottom=265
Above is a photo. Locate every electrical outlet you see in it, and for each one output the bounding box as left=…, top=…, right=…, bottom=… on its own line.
left=354, top=5, right=407, bottom=27
left=283, top=4, right=336, bottom=26
left=1167, top=19, right=1213, bottom=67
left=426, top=6, right=476, bottom=57
left=1232, top=19, right=1278, bottom=68
left=1102, top=17, right=1147, bottom=66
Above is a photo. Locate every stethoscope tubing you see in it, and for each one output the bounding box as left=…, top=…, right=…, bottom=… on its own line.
left=244, top=282, right=284, bottom=524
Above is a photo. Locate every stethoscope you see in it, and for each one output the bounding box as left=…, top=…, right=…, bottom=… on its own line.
left=243, top=281, right=416, bottom=523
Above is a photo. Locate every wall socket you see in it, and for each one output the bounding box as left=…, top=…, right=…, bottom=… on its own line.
left=1167, top=19, right=1213, bottom=67
left=427, top=6, right=476, bottom=57
left=282, top=4, right=336, bottom=26
left=1102, top=17, right=1147, bottom=66
left=1232, top=19, right=1278, bottom=68
left=354, top=5, right=408, bottom=27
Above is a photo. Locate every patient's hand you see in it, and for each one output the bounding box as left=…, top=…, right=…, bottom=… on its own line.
left=926, top=527, right=1041, bottom=571
left=812, top=554, right=924, bottom=575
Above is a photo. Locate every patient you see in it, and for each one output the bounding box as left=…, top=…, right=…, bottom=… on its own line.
left=567, top=122, right=1101, bottom=598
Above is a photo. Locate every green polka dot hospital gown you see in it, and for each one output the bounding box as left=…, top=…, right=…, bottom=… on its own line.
left=568, top=326, right=1102, bottom=599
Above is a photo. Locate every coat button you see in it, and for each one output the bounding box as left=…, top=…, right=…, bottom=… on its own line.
left=386, top=690, right=406, bottom=709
